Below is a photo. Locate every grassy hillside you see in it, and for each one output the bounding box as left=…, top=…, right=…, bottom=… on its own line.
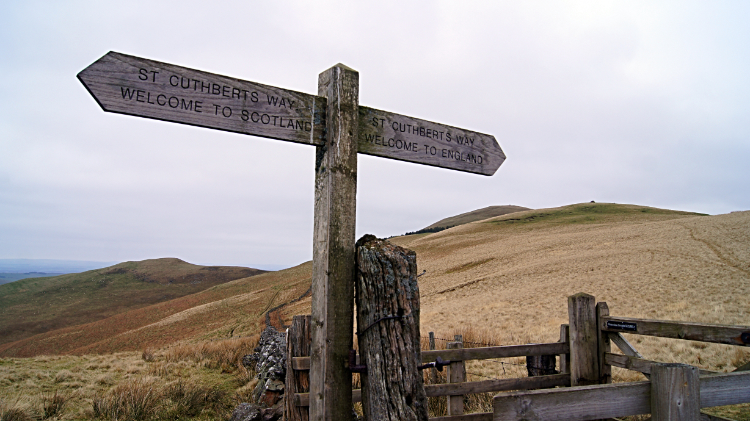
left=2, top=202, right=749, bottom=420
left=0, top=262, right=310, bottom=357
left=420, top=205, right=531, bottom=231
left=0, top=258, right=264, bottom=347
left=392, top=203, right=748, bottom=371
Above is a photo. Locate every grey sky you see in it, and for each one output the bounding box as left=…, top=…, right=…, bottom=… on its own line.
left=1, top=1, right=748, bottom=269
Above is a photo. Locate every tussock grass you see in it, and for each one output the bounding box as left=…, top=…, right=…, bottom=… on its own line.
left=162, top=335, right=258, bottom=371
left=92, top=376, right=161, bottom=420
left=41, top=390, right=70, bottom=419
left=0, top=336, right=259, bottom=420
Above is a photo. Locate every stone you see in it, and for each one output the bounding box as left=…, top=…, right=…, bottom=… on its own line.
left=229, top=403, right=262, bottom=421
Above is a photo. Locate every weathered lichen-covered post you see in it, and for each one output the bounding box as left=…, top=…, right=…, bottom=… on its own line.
left=355, top=235, right=428, bottom=421
left=568, top=293, right=599, bottom=386
left=651, top=363, right=700, bottom=421
left=286, top=315, right=312, bottom=421
left=309, top=64, right=359, bottom=421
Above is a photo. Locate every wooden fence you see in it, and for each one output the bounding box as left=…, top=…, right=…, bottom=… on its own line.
left=493, top=293, right=750, bottom=421
left=285, top=293, right=750, bottom=421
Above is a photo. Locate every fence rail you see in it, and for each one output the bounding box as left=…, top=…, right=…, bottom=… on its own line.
left=601, top=316, right=750, bottom=346
left=292, top=374, right=570, bottom=407
left=290, top=341, right=569, bottom=369
left=285, top=294, right=750, bottom=421
left=493, top=371, right=750, bottom=421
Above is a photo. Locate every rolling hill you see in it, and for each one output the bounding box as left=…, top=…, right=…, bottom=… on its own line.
left=2, top=202, right=749, bottom=377
left=0, top=258, right=265, bottom=347
left=419, top=205, right=531, bottom=231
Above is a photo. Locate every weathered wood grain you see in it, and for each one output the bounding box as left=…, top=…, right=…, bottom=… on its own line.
left=651, top=363, right=700, bottom=421
left=78, top=51, right=326, bottom=145
left=597, top=302, right=612, bottom=385
left=569, top=293, right=600, bottom=386
left=493, top=380, right=652, bottom=421
left=294, top=374, right=570, bottom=406
left=358, top=106, right=506, bottom=176
left=285, top=315, right=312, bottom=421
left=293, top=341, right=568, bottom=369
left=355, top=235, right=428, bottom=421
left=295, top=390, right=361, bottom=407
left=526, top=354, right=557, bottom=377
left=447, top=341, right=466, bottom=416
left=559, top=324, right=570, bottom=374
left=700, top=370, right=750, bottom=407
left=492, top=371, right=750, bottom=421
left=426, top=373, right=569, bottom=396
left=421, top=342, right=569, bottom=363
left=605, top=353, right=717, bottom=376
left=429, top=331, right=438, bottom=384
left=309, top=64, right=359, bottom=421
left=601, top=316, right=750, bottom=347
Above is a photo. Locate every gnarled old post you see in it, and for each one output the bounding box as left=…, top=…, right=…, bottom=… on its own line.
left=355, top=235, right=428, bottom=421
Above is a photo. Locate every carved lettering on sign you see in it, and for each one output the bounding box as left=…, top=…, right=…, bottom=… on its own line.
left=78, top=52, right=326, bottom=146
left=357, top=106, right=505, bottom=176
left=80, top=52, right=506, bottom=176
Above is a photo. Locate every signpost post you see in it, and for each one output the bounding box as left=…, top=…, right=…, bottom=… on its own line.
left=78, top=51, right=506, bottom=421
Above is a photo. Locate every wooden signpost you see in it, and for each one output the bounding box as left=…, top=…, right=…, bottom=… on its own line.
left=78, top=51, right=506, bottom=421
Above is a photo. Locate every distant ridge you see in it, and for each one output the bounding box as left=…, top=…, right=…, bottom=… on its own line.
left=0, top=258, right=117, bottom=273
left=0, top=258, right=265, bottom=346
left=406, top=205, right=531, bottom=235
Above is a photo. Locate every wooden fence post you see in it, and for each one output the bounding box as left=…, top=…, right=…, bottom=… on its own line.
left=568, top=293, right=600, bottom=386
left=447, top=340, right=466, bottom=416
left=559, top=324, right=570, bottom=375
left=429, top=332, right=437, bottom=384
left=526, top=355, right=556, bottom=377
left=355, top=235, right=428, bottom=421
left=651, top=363, right=700, bottom=421
left=310, top=63, right=359, bottom=421
left=597, top=302, right=612, bottom=384
left=286, top=315, right=312, bottom=421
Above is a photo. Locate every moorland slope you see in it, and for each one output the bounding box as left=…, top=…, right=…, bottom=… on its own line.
left=0, top=258, right=264, bottom=347
left=3, top=203, right=749, bottom=375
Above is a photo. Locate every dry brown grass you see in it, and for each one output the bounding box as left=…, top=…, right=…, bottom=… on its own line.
left=399, top=205, right=750, bottom=416
left=3, top=202, right=749, bottom=418
left=393, top=205, right=750, bottom=377
left=0, top=336, right=258, bottom=420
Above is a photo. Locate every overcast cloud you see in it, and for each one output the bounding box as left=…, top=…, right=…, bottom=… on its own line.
left=1, top=1, right=748, bottom=269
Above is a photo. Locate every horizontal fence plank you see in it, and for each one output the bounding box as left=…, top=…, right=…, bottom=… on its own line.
left=295, top=389, right=362, bottom=407
left=292, top=357, right=309, bottom=371
left=493, top=380, right=652, bottom=421
left=605, top=353, right=717, bottom=376
left=295, top=374, right=570, bottom=406
left=601, top=316, right=750, bottom=346
left=605, top=353, right=652, bottom=375
left=426, top=374, right=570, bottom=397
left=291, top=342, right=569, bottom=370
left=701, top=371, right=750, bottom=408
left=430, top=412, right=493, bottom=421
left=492, top=371, right=750, bottom=421
left=422, top=342, right=569, bottom=363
